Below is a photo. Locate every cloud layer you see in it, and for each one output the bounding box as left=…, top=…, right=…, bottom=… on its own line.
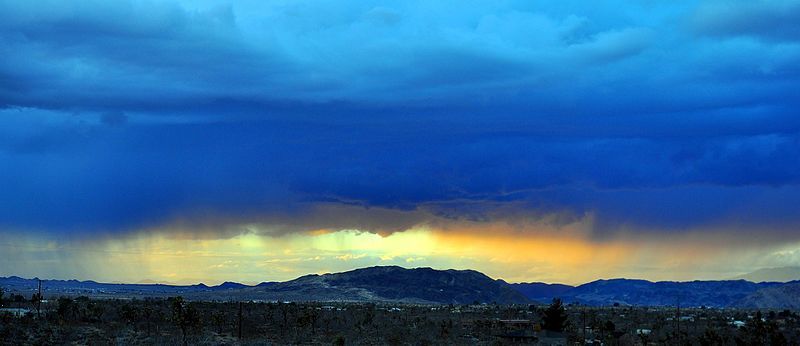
left=1, top=0, right=800, bottom=244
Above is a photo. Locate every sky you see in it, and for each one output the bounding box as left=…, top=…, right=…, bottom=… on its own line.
left=1, top=0, right=800, bottom=285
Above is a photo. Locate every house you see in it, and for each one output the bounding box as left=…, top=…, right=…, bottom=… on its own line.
left=0, top=308, right=31, bottom=317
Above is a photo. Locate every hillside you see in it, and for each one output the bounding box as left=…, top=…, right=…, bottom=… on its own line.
left=510, top=278, right=782, bottom=308
left=737, top=282, right=800, bottom=309
left=0, top=267, right=530, bottom=305
left=507, top=282, right=574, bottom=302
left=7, top=268, right=800, bottom=307
left=232, top=266, right=531, bottom=304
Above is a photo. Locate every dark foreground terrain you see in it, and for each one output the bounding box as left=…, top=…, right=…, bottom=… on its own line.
left=2, top=296, right=799, bottom=345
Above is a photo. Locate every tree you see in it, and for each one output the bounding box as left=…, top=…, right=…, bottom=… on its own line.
left=303, top=308, right=319, bottom=335
left=119, top=303, right=139, bottom=327
left=699, top=327, right=724, bottom=346
left=602, top=320, right=616, bottom=342
left=735, top=311, right=786, bottom=345
left=542, top=298, right=569, bottom=332
left=0, top=287, right=4, bottom=307
left=333, top=334, right=346, bottom=346
left=31, top=292, right=43, bottom=318
left=57, top=297, right=76, bottom=322
left=170, top=296, right=201, bottom=345
left=88, top=301, right=105, bottom=322
left=211, top=311, right=226, bottom=334
left=171, top=297, right=189, bottom=344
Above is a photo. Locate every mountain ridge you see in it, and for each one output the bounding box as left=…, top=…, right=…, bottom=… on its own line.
left=3, top=266, right=799, bottom=307
left=0, top=266, right=529, bottom=305
left=512, top=277, right=787, bottom=308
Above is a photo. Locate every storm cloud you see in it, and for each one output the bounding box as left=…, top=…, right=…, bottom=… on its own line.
left=1, top=0, right=800, bottom=241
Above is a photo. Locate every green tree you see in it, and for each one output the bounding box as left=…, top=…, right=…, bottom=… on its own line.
left=542, top=298, right=569, bottom=332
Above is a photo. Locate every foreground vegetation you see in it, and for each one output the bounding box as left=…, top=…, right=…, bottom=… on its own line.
left=1, top=292, right=799, bottom=345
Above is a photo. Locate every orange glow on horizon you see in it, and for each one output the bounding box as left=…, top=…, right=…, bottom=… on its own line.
left=0, top=225, right=795, bottom=286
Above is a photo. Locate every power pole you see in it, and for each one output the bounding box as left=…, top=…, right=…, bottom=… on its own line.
left=37, top=279, right=42, bottom=319
left=675, top=292, right=681, bottom=345
left=238, top=301, right=243, bottom=339
left=582, top=305, right=586, bottom=343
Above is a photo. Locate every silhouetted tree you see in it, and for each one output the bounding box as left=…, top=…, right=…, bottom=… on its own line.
left=542, top=298, right=569, bottom=332
left=171, top=296, right=197, bottom=345
left=333, top=334, right=345, bottom=346
left=119, top=303, right=139, bottom=327
left=30, top=292, right=43, bottom=317
left=87, top=301, right=105, bottom=322
left=735, top=311, right=786, bottom=345
left=699, top=327, right=724, bottom=346
left=56, top=297, right=76, bottom=322
left=211, top=311, right=226, bottom=334
left=601, top=319, right=616, bottom=342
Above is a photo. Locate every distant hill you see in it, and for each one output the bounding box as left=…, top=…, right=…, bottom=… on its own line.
left=733, top=267, right=800, bottom=282
left=212, top=281, right=249, bottom=290
left=737, top=282, right=800, bottom=309
left=507, top=282, right=573, bottom=302
left=231, top=266, right=531, bottom=304
left=7, top=267, right=800, bottom=307
left=0, top=266, right=530, bottom=305
left=508, top=278, right=782, bottom=308
left=0, top=276, right=212, bottom=297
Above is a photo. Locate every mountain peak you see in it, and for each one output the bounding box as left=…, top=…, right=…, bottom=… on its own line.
left=214, top=281, right=249, bottom=289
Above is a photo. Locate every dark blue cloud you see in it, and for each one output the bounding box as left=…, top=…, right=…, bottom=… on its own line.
left=1, top=1, right=800, bottom=238
left=692, top=1, right=800, bottom=42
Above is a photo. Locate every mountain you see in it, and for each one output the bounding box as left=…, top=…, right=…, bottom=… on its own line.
left=7, top=268, right=800, bottom=307
left=734, top=267, right=800, bottom=282
left=737, top=282, right=800, bottom=309
left=230, top=266, right=531, bottom=304
left=508, top=282, right=573, bottom=302
left=0, top=276, right=214, bottom=297
left=508, top=278, right=782, bottom=308
left=0, top=266, right=530, bottom=305
left=212, top=281, right=248, bottom=290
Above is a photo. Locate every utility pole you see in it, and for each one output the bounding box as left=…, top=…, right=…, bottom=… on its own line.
left=675, top=292, right=681, bottom=345
left=37, top=279, right=42, bottom=319
left=582, top=305, right=586, bottom=343
left=238, top=301, right=243, bottom=339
